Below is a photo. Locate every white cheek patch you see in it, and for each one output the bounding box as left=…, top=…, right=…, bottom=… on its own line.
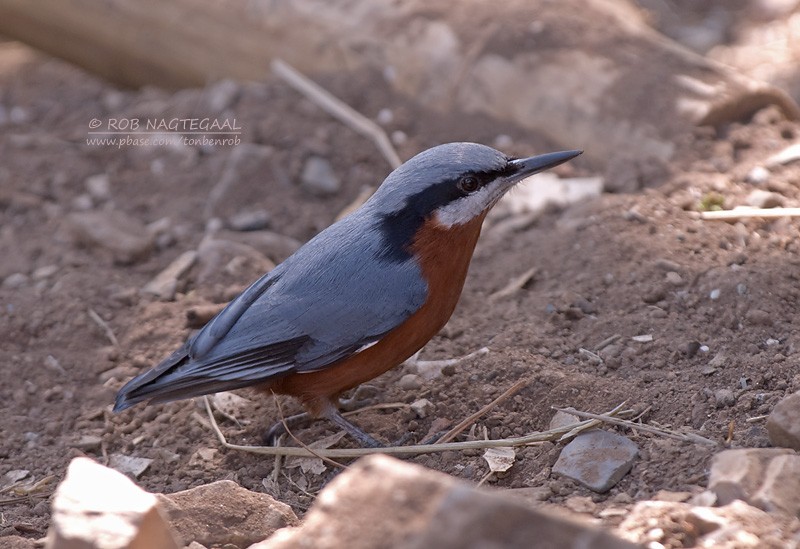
left=434, top=182, right=504, bottom=228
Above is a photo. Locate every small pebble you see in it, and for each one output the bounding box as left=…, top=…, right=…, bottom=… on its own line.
left=85, top=174, right=111, bottom=201
left=709, top=288, right=721, bottom=300
left=391, top=130, right=407, bottom=146
left=665, top=271, right=683, bottom=286
left=410, top=398, right=434, bottom=418
left=3, top=273, right=28, bottom=289
left=228, top=210, right=270, bottom=232
left=300, top=156, right=340, bottom=196
left=746, top=189, right=784, bottom=208
left=736, top=283, right=747, bottom=295
left=398, top=374, right=422, bottom=391
left=714, top=389, right=736, bottom=408
left=32, top=265, right=58, bottom=280
left=745, top=166, right=769, bottom=184
left=376, top=108, right=393, bottom=125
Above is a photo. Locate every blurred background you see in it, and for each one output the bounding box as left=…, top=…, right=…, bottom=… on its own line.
left=3, top=1, right=800, bottom=547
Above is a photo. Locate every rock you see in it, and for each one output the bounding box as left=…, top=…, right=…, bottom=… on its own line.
left=745, top=308, right=772, bottom=326
left=617, top=499, right=794, bottom=548
left=64, top=210, right=155, bottom=264
left=32, top=264, right=58, bottom=280
left=549, top=410, right=580, bottom=430
left=141, top=250, right=197, bottom=301
left=300, top=156, right=340, bottom=196
left=746, top=189, right=784, bottom=208
left=228, top=209, right=271, bottom=232
left=398, top=374, right=422, bottom=391
left=665, top=271, right=683, bottom=286
left=714, top=388, right=736, bottom=408
left=255, top=454, right=635, bottom=549
left=214, top=229, right=302, bottom=263
left=552, top=430, right=638, bottom=493
left=195, top=236, right=274, bottom=287
left=109, top=454, right=154, bottom=479
left=410, top=398, right=434, bottom=418
left=204, top=79, right=240, bottom=112
left=708, top=448, right=792, bottom=505
left=3, top=272, right=28, bottom=289
left=746, top=165, right=770, bottom=184
left=767, top=391, right=800, bottom=451
left=206, top=144, right=273, bottom=217
left=70, top=435, right=103, bottom=452
left=45, top=457, right=179, bottom=549
left=751, top=454, right=800, bottom=517
left=3, top=536, right=36, bottom=549
left=85, top=173, right=111, bottom=201
left=156, top=480, right=297, bottom=548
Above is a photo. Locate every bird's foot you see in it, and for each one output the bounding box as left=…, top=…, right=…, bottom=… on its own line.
left=262, top=411, right=310, bottom=445
left=338, top=384, right=380, bottom=412
left=325, top=408, right=383, bottom=448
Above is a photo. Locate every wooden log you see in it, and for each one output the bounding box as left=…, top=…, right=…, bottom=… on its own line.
left=0, top=0, right=796, bottom=167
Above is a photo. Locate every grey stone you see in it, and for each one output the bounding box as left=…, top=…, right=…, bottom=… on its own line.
left=714, top=388, right=736, bottom=408
left=552, top=430, right=638, bottom=493
left=85, top=173, right=111, bottom=201
left=31, top=265, right=58, bottom=280
left=708, top=447, right=792, bottom=505
left=751, top=454, right=800, bottom=517
left=767, top=391, right=800, bottom=450
left=64, top=210, right=155, bottom=264
left=204, top=79, right=240, bottom=113
left=3, top=272, right=28, bottom=289
left=549, top=410, right=580, bottom=430
left=300, top=156, right=340, bottom=196
left=746, top=189, right=784, bottom=209
left=410, top=398, right=434, bottom=418
left=228, top=209, right=271, bottom=232
left=398, top=374, right=422, bottom=391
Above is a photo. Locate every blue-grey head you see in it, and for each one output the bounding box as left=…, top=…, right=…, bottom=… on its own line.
left=362, top=143, right=581, bottom=253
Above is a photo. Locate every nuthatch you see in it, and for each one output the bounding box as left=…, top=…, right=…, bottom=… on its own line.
left=115, top=142, right=581, bottom=446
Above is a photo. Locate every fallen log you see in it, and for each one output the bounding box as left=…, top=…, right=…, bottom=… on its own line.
left=0, top=0, right=796, bottom=169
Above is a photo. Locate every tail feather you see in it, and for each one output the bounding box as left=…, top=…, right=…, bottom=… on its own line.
left=113, top=345, right=190, bottom=411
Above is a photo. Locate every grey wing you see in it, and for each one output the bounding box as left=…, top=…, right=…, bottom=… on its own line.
left=115, top=227, right=428, bottom=408
left=191, top=248, right=428, bottom=375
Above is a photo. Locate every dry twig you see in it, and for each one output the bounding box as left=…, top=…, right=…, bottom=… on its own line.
left=272, top=59, right=401, bottom=169
left=701, top=207, right=800, bottom=221
left=488, top=267, right=538, bottom=302
left=87, top=308, right=119, bottom=348
left=438, top=378, right=531, bottom=443
left=203, top=397, right=630, bottom=458
left=554, top=406, right=717, bottom=446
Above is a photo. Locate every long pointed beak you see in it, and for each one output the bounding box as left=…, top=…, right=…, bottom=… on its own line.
left=508, top=150, right=582, bottom=184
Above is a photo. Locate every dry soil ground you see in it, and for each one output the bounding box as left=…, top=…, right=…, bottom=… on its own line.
left=2, top=30, right=800, bottom=544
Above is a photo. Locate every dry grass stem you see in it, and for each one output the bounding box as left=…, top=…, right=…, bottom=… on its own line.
left=438, top=378, right=531, bottom=443
left=88, top=308, right=119, bottom=347
left=272, top=59, right=401, bottom=169
left=701, top=207, right=800, bottom=220
left=489, top=266, right=539, bottom=302
left=554, top=406, right=717, bottom=445
left=204, top=397, right=635, bottom=458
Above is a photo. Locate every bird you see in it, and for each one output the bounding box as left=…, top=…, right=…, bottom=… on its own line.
left=114, top=142, right=582, bottom=447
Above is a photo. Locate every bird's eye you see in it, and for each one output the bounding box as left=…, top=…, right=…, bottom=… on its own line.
left=458, top=176, right=479, bottom=194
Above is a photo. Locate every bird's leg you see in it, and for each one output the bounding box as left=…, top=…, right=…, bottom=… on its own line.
left=263, top=411, right=310, bottom=445
left=323, top=407, right=383, bottom=448
left=337, top=384, right=380, bottom=412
